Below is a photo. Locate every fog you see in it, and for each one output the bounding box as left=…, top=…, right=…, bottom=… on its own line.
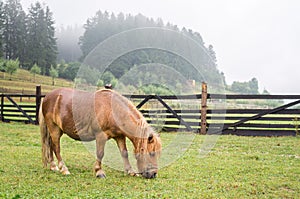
left=21, top=0, right=300, bottom=94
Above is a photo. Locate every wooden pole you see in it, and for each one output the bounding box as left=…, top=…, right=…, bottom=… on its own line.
left=1, top=94, right=4, bottom=122
left=35, top=85, right=41, bottom=124
left=200, top=82, right=208, bottom=134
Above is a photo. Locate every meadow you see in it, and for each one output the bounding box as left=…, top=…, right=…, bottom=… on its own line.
left=0, top=122, right=299, bottom=198
left=0, top=69, right=73, bottom=95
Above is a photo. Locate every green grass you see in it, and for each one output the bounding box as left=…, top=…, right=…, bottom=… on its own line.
left=0, top=69, right=73, bottom=95
left=0, top=122, right=299, bottom=198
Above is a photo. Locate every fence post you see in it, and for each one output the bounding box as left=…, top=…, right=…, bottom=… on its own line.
left=35, top=85, right=41, bottom=124
left=1, top=94, right=4, bottom=122
left=200, top=82, right=208, bottom=134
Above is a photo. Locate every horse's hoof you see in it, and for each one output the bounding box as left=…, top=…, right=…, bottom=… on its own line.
left=50, top=166, right=59, bottom=172
left=127, top=170, right=135, bottom=176
left=128, top=172, right=136, bottom=177
left=96, top=173, right=106, bottom=178
left=61, top=170, right=71, bottom=175
left=127, top=171, right=139, bottom=177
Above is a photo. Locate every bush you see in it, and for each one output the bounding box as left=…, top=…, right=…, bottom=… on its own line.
left=30, top=64, right=41, bottom=82
left=0, top=59, right=6, bottom=72
left=6, top=59, right=19, bottom=80
left=58, top=62, right=80, bottom=81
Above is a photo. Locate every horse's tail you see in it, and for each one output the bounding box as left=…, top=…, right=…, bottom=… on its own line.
left=39, top=100, right=51, bottom=168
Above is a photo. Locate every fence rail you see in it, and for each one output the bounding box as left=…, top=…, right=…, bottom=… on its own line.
left=0, top=86, right=43, bottom=124
left=1, top=85, right=300, bottom=136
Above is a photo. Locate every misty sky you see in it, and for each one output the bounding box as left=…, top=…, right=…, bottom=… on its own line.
left=20, top=0, right=300, bottom=94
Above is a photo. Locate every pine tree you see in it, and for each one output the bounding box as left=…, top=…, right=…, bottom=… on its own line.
left=44, top=6, right=57, bottom=74
left=207, top=44, right=217, bottom=66
left=3, top=0, right=26, bottom=63
left=26, top=2, right=57, bottom=75
left=56, top=25, right=83, bottom=62
left=15, top=9, right=26, bottom=65
left=0, top=1, right=5, bottom=58
left=79, top=10, right=106, bottom=58
left=26, top=2, right=46, bottom=72
left=249, top=78, right=259, bottom=94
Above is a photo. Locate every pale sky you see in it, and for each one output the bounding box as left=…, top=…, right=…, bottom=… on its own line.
left=20, top=0, right=300, bottom=94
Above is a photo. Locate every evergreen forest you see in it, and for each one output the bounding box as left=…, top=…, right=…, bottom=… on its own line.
left=0, top=0, right=261, bottom=94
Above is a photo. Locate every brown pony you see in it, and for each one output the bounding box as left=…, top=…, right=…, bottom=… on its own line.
left=39, top=88, right=161, bottom=179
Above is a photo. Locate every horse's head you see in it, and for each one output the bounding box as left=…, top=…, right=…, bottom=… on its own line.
left=135, top=132, right=161, bottom=179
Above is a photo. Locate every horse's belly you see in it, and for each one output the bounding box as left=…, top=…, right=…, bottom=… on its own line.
left=67, top=132, right=95, bottom=141
left=64, top=125, right=98, bottom=142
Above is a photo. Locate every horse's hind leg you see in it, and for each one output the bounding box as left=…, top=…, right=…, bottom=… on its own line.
left=94, top=132, right=109, bottom=178
left=48, top=123, right=70, bottom=175
left=49, top=146, right=59, bottom=171
left=115, top=136, right=136, bottom=176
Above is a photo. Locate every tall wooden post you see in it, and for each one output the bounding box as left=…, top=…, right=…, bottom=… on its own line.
left=200, top=82, right=208, bottom=134
left=1, top=94, right=4, bottom=122
left=35, top=85, right=41, bottom=125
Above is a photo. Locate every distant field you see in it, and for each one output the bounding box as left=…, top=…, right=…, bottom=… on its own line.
left=0, top=122, right=299, bottom=198
left=0, top=69, right=73, bottom=95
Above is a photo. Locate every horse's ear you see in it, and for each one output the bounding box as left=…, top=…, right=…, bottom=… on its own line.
left=148, top=134, right=154, bottom=143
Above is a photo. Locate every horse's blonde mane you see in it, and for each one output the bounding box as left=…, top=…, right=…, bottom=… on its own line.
left=134, top=118, right=161, bottom=155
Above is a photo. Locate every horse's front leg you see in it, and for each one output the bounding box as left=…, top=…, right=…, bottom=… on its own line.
left=115, top=136, right=136, bottom=176
left=94, top=132, right=109, bottom=178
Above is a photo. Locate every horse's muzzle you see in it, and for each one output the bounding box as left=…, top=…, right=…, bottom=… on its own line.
left=142, top=170, right=157, bottom=179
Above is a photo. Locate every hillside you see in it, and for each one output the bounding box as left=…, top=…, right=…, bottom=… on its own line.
left=79, top=11, right=224, bottom=89
left=0, top=69, right=73, bottom=95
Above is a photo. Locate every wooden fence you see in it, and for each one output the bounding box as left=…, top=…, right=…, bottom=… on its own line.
left=1, top=85, right=300, bottom=136
left=126, top=92, right=300, bottom=136
left=0, top=86, right=42, bottom=124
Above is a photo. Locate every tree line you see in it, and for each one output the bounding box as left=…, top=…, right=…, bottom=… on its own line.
left=0, top=1, right=264, bottom=94
left=79, top=11, right=207, bottom=59
left=58, top=10, right=264, bottom=94
left=0, top=0, right=57, bottom=75
left=76, top=10, right=226, bottom=94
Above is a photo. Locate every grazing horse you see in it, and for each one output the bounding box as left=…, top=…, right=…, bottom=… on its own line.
left=39, top=88, right=161, bottom=179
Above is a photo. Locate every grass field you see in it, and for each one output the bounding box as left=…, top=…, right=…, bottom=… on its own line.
left=0, top=122, right=299, bottom=198
left=0, top=69, right=73, bottom=95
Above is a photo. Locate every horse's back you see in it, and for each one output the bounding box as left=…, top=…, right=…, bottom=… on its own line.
left=42, top=88, right=98, bottom=141
left=42, top=88, right=146, bottom=140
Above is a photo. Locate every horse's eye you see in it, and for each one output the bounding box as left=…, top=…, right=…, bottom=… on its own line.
left=149, top=152, right=155, bottom=157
